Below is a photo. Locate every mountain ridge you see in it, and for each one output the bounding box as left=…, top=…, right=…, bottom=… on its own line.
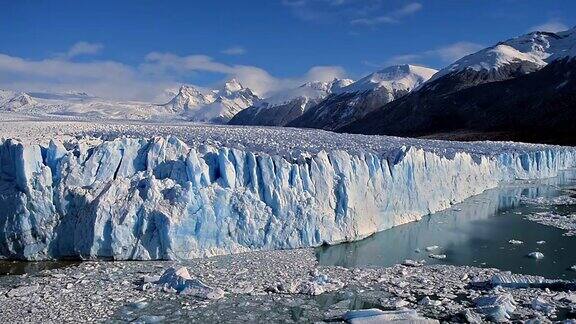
left=286, top=64, right=437, bottom=130
left=338, top=26, right=576, bottom=144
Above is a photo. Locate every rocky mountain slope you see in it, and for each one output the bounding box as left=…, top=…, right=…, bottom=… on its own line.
left=228, top=79, right=353, bottom=126
left=341, top=27, right=576, bottom=144
left=230, top=65, right=436, bottom=130
left=288, top=64, right=437, bottom=130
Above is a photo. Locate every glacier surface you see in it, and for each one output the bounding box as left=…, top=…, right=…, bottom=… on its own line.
left=0, top=119, right=575, bottom=260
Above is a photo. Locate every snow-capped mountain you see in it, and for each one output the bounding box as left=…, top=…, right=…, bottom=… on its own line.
left=341, top=27, right=576, bottom=144
left=0, top=89, right=16, bottom=103
left=164, top=85, right=214, bottom=113
left=424, top=27, right=576, bottom=92
left=0, top=79, right=259, bottom=123
left=0, top=89, right=171, bottom=120
left=0, top=90, right=38, bottom=111
left=287, top=64, right=437, bottom=130
left=343, top=64, right=437, bottom=94
left=3, top=93, right=38, bottom=111
left=263, top=79, right=354, bottom=107
left=164, top=79, right=259, bottom=123
left=229, top=78, right=353, bottom=126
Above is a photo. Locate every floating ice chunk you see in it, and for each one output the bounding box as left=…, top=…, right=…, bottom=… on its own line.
left=474, top=293, right=517, bottom=322
left=343, top=308, right=439, bottom=324
left=228, top=283, right=254, bottom=294
left=554, top=292, right=576, bottom=304
left=490, top=273, right=546, bottom=288
left=570, top=265, right=576, bottom=272
left=536, top=241, right=546, bottom=245
left=141, top=275, right=161, bottom=283
left=425, top=246, right=440, bottom=252
left=526, top=212, right=576, bottom=236
left=461, top=309, right=482, bottom=324
left=429, top=254, right=447, bottom=260
left=527, top=252, right=545, bottom=259
left=292, top=273, right=344, bottom=295
left=402, top=259, right=425, bottom=267
left=155, top=267, right=225, bottom=300
left=419, top=296, right=442, bottom=306
left=531, top=296, right=556, bottom=315
left=127, top=300, right=149, bottom=310
left=508, top=239, right=523, bottom=245
left=6, top=284, right=39, bottom=298
left=520, top=195, right=576, bottom=205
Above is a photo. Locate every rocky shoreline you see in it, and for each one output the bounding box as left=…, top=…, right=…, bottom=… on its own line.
left=0, top=249, right=575, bottom=323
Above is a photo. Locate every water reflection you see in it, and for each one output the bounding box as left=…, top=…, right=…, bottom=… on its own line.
left=317, top=170, right=576, bottom=280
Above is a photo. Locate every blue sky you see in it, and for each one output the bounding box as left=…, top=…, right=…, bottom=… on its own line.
left=1, top=0, right=574, bottom=100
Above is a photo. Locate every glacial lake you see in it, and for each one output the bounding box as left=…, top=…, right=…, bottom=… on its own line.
left=317, top=169, right=576, bottom=280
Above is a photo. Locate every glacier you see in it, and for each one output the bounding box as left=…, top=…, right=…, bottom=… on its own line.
left=0, top=121, right=575, bottom=260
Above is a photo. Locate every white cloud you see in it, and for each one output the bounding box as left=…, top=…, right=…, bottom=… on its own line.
left=427, top=42, right=485, bottom=63
left=221, top=46, right=247, bottom=55
left=528, top=20, right=568, bottom=33
left=0, top=53, right=175, bottom=101
left=0, top=49, right=347, bottom=101
left=282, top=0, right=420, bottom=26
left=350, top=2, right=422, bottom=26
left=395, top=2, right=422, bottom=15
left=142, top=52, right=346, bottom=96
left=380, top=54, right=422, bottom=66
left=383, top=41, right=484, bottom=66
left=303, top=65, right=346, bottom=82
left=63, top=42, right=104, bottom=59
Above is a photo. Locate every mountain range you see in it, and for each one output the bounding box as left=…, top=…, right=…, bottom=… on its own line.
left=285, top=64, right=437, bottom=130
left=0, top=79, right=259, bottom=122
left=228, top=78, right=353, bottom=127
left=163, top=79, right=259, bottom=123
left=341, top=27, right=576, bottom=144
left=1, top=26, right=575, bottom=144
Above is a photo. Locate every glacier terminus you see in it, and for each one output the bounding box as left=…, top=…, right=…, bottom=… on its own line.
left=1, top=119, right=574, bottom=261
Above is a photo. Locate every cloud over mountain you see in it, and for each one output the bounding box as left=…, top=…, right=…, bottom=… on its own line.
left=0, top=46, right=347, bottom=101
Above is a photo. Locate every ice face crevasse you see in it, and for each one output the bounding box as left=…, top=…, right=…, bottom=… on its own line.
left=0, top=136, right=575, bottom=260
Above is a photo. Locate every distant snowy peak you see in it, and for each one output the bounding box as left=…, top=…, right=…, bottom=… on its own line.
left=227, top=78, right=354, bottom=127
left=1, top=92, right=37, bottom=111
left=548, top=26, right=576, bottom=61
left=342, top=65, right=438, bottom=94
left=330, top=78, right=355, bottom=92
left=431, top=27, right=576, bottom=82
left=214, top=79, right=258, bottom=107
left=220, top=78, right=244, bottom=93
left=163, top=79, right=260, bottom=122
left=281, top=65, right=436, bottom=131
left=164, top=85, right=213, bottom=113
left=262, top=78, right=354, bottom=108
left=0, top=89, right=16, bottom=104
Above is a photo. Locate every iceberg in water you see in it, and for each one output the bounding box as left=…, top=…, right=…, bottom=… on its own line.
left=0, top=131, right=575, bottom=260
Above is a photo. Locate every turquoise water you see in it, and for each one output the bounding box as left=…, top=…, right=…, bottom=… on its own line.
left=317, top=170, right=576, bottom=280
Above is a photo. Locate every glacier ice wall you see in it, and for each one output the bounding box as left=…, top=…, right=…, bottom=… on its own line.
left=0, top=135, right=574, bottom=260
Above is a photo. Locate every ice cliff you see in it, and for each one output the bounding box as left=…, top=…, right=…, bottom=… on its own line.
left=0, top=134, right=575, bottom=260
